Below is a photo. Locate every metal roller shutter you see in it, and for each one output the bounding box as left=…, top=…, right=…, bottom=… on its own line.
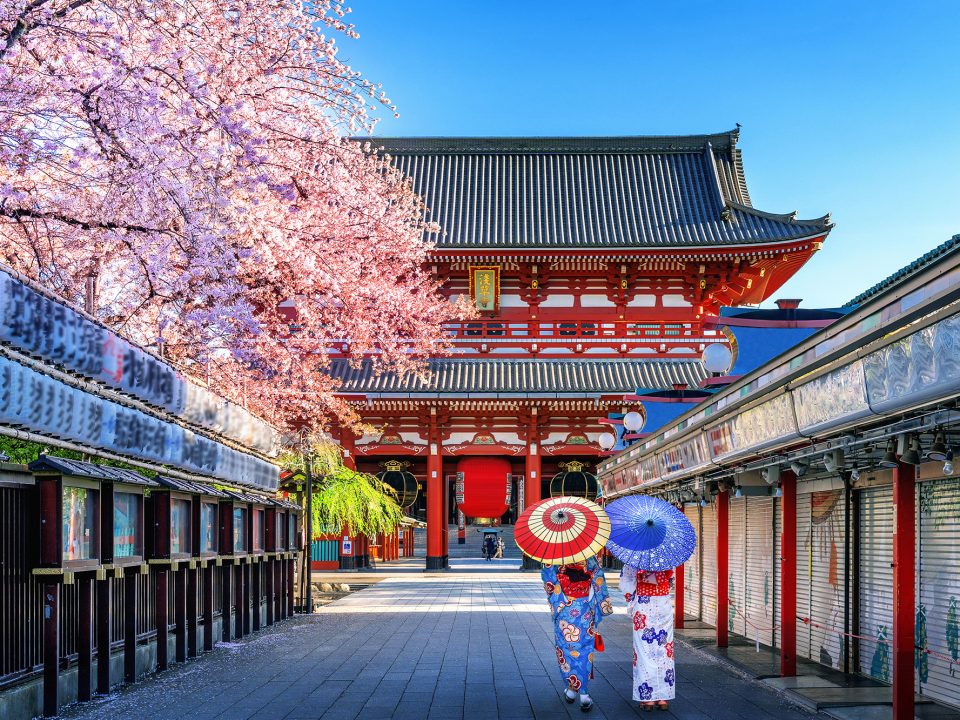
left=858, top=485, right=894, bottom=683
left=744, top=496, right=776, bottom=648
left=683, top=504, right=702, bottom=621
left=796, top=492, right=813, bottom=662
left=774, top=497, right=783, bottom=649
left=701, top=502, right=718, bottom=628
left=728, top=497, right=746, bottom=637
left=917, top=477, right=960, bottom=709
left=806, top=489, right=847, bottom=670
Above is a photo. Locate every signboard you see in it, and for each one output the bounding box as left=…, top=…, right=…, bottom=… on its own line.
left=468, top=266, right=500, bottom=313
left=0, top=269, right=279, bottom=456
left=0, top=354, right=279, bottom=489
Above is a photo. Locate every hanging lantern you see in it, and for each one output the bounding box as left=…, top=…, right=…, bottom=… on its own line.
left=456, top=456, right=511, bottom=521
left=376, top=460, right=418, bottom=509
left=549, top=460, right=599, bottom=499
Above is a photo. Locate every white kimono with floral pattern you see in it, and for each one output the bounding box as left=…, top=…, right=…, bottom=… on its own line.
left=619, top=564, right=676, bottom=702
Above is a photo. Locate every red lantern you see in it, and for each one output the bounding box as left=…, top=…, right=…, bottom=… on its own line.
left=456, top=457, right=511, bottom=520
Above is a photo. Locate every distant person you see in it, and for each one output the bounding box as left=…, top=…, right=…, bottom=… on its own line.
left=620, top=565, right=675, bottom=711
left=495, top=536, right=504, bottom=559
left=483, top=534, right=496, bottom=561
left=542, top=555, right=613, bottom=712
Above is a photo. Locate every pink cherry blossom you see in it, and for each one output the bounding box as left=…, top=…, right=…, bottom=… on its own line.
left=0, top=0, right=470, bottom=434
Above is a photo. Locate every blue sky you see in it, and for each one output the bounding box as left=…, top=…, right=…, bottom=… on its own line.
left=343, top=1, right=960, bottom=307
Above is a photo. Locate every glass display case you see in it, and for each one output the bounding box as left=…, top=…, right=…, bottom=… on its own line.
left=199, top=500, right=218, bottom=556
left=113, top=491, right=143, bottom=559
left=62, top=484, right=99, bottom=565
left=253, top=507, right=265, bottom=553
left=170, top=497, right=192, bottom=556
left=232, top=506, right=248, bottom=554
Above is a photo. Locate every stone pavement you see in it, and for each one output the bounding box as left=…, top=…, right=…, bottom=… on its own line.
left=59, top=571, right=826, bottom=720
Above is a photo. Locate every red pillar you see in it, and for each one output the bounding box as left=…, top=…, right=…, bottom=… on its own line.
left=716, top=488, right=729, bottom=648
left=892, top=461, right=916, bottom=719
left=524, top=409, right=541, bottom=510
left=674, top=561, right=685, bottom=630
left=426, top=410, right=446, bottom=570
left=780, top=471, right=797, bottom=677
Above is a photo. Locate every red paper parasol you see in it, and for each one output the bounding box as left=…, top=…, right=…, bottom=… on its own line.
left=514, top=496, right=610, bottom=565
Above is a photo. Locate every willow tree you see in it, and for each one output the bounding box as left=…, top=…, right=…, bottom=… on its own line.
left=283, top=442, right=403, bottom=537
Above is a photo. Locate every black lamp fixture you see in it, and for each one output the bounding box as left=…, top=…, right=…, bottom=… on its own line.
left=901, top=435, right=922, bottom=466
left=927, top=432, right=948, bottom=462
left=878, top=439, right=899, bottom=469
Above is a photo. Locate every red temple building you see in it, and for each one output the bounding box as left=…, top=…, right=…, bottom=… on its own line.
left=331, top=129, right=833, bottom=570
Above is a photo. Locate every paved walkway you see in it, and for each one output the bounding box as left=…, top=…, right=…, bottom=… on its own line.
left=60, top=572, right=823, bottom=720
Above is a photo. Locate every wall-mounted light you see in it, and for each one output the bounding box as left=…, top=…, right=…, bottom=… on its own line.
left=598, top=433, right=616, bottom=451
left=773, top=482, right=783, bottom=498
left=623, top=411, right=645, bottom=433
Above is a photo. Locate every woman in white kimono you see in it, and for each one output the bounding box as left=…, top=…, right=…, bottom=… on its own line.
left=619, top=565, right=675, bottom=711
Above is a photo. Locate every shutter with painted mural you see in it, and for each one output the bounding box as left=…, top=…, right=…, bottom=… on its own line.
left=774, top=497, right=783, bottom=649
left=744, top=496, right=776, bottom=648
left=683, top=504, right=702, bottom=621
left=858, top=485, right=894, bottom=684
left=727, top=497, right=746, bottom=637
left=806, top=488, right=847, bottom=670
left=917, top=477, right=960, bottom=709
left=701, top=502, right=718, bottom=628
left=796, top=492, right=813, bottom=661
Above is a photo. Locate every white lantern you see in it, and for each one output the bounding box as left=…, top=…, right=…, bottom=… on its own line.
left=701, top=343, right=733, bottom=375
left=598, top=432, right=617, bottom=451
left=622, top=411, right=645, bottom=433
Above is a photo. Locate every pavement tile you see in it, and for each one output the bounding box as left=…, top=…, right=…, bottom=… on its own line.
left=55, top=573, right=826, bottom=720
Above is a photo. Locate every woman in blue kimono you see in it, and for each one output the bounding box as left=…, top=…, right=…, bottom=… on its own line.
left=542, top=555, right=614, bottom=712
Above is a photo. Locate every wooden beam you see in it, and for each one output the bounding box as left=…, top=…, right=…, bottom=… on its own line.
left=77, top=575, right=93, bottom=701
left=96, top=576, right=111, bottom=694
left=155, top=568, right=168, bottom=671
left=124, top=571, right=136, bottom=683
left=174, top=567, right=186, bottom=663
left=42, top=583, right=59, bottom=717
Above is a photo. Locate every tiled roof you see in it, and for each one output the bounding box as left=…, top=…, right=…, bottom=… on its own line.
left=846, top=234, right=960, bottom=307
left=29, top=455, right=158, bottom=486
left=358, top=130, right=832, bottom=249
left=154, top=475, right=229, bottom=497
left=330, top=358, right=707, bottom=395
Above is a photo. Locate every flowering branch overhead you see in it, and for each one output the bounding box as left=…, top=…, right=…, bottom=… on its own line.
left=0, top=0, right=469, bottom=434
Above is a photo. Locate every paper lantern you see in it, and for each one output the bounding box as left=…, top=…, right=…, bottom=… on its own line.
left=377, top=460, right=419, bottom=509
left=456, top=456, right=511, bottom=520
left=549, top=460, right=599, bottom=499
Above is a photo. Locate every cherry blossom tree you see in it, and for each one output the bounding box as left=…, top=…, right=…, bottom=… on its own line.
left=0, top=0, right=467, bottom=432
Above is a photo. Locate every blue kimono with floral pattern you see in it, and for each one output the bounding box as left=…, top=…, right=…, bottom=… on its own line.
left=541, top=556, right=614, bottom=695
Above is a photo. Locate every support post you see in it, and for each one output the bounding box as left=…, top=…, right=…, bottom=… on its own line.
left=674, top=561, right=685, bottom=630
left=187, top=566, right=198, bottom=658
left=202, top=564, right=214, bottom=652
left=42, top=583, right=59, bottom=717
left=156, top=568, right=168, bottom=671
left=252, top=561, right=261, bottom=632
left=780, top=471, right=797, bottom=677
left=96, top=575, right=111, bottom=694
left=174, top=566, right=187, bottom=663
left=233, top=563, right=243, bottom=638
left=716, top=489, right=729, bottom=648
left=124, top=572, right=136, bottom=682
left=304, top=453, right=314, bottom=612
left=78, top=574, right=93, bottom=701
left=276, top=560, right=285, bottom=620
left=220, top=564, right=232, bottom=642
left=892, top=461, right=916, bottom=719
left=242, top=562, right=251, bottom=635
left=266, top=558, right=275, bottom=626
left=287, top=557, right=295, bottom=616
left=522, top=410, right=542, bottom=570
left=426, top=410, right=446, bottom=570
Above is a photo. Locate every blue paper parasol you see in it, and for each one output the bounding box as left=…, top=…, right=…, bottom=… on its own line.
left=605, top=496, right=696, bottom=571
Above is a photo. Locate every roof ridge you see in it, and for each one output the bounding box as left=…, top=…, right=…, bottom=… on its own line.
left=846, top=233, right=960, bottom=306
left=355, top=130, right=741, bottom=155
